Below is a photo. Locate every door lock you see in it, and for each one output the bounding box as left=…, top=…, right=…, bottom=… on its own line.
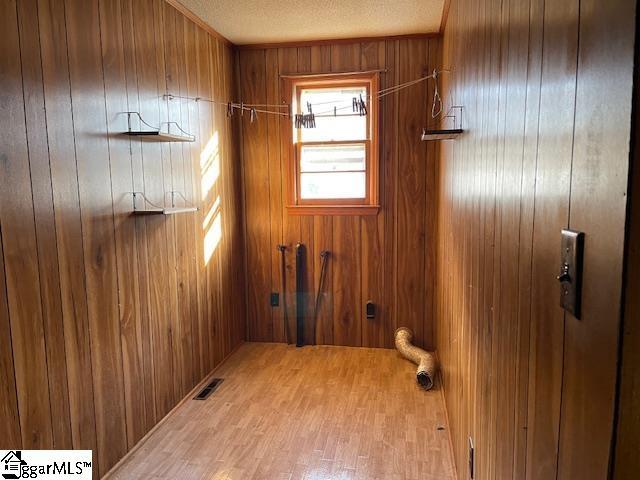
left=558, top=229, right=585, bottom=318
left=556, top=263, right=571, bottom=283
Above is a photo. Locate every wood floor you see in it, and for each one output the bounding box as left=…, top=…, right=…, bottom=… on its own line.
left=106, top=343, right=456, bottom=480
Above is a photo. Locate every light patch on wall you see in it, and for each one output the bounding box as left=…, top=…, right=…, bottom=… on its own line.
left=201, top=131, right=220, bottom=200
left=204, top=195, right=222, bottom=265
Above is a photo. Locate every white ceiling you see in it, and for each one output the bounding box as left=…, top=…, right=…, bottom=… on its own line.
left=176, top=0, right=445, bottom=45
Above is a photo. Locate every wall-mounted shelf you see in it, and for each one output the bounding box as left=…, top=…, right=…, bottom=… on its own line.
left=132, top=192, right=198, bottom=216
left=422, top=129, right=464, bottom=141
left=422, top=105, right=464, bottom=142
left=132, top=206, right=198, bottom=215
left=124, top=112, right=195, bottom=142
left=125, top=131, right=195, bottom=142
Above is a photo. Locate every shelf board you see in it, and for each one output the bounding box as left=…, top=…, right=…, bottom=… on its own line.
left=124, top=131, right=195, bottom=142
left=132, top=206, right=198, bottom=216
left=421, top=129, right=463, bottom=141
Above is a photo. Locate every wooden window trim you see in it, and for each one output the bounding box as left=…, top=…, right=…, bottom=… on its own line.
left=285, top=72, right=380, bottom=216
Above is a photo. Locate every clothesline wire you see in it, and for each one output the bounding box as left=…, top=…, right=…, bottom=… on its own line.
left=163, top=68, right=451, bottom=120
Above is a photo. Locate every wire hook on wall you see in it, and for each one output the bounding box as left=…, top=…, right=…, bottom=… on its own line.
left=431, top=68, right=444, bottom=118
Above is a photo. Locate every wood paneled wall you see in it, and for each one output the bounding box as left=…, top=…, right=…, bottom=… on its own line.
left=237, top=38, right=441, bottom=349
left=613, top=18, right=640, bottom=475
left=435, top=0, right=636, bottom=479
left=0, top=0, right=245, bottom=476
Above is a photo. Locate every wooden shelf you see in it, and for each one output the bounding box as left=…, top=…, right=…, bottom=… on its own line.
left=421, top=129, right=463, bottom=141
left=132, top=206, right=198, bottom=216
left=124, top=131, right=195, bottom=142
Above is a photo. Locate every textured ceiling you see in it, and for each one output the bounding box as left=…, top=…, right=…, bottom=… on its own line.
left=176, top=0, right=445, bottom=45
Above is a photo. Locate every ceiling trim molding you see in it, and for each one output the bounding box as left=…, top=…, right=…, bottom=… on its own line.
left=237, top=32, right=442, bottom=51
left=165, top=0, right=233, bottom=46
left=440, top=0, right=451, bottom=34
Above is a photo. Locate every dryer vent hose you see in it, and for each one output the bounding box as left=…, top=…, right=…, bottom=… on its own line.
left=395, top=327, right=437, bottom=390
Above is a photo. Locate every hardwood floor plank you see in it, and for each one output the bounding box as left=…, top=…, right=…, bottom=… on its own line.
left=106, top=343, right=456, bottom=480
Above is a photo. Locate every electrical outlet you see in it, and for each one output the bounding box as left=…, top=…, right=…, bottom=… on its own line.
left=468, top=436, right=475, bottom=479
left=366, top=301, right=375, bottom=319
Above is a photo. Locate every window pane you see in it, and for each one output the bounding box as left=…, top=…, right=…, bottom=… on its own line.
left=300, top=172, right=366, bottom=199
left=300, top=144, right=366, bottom=173
left=300, top=86, right=367, bottom=141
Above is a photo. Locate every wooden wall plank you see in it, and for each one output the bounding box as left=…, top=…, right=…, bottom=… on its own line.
left=614, top=47, right=640, bottom=477
left=156, top=0, right=183, bottom=405
left=98, top=0, right=148, bottom=449
left=309, top=45, right=334, bottom=346
left=0, top=231, right=21, bottom=448
left=381, top=39, right=399, bottom=348
left=330, top=43, right=363, bottom=347
left=229, top=46, right=247, bottom=351
left=395, top=38, right=428, bottom=348
left=162, top=0, right=190, bottom=402
left=493, top=0, right=530, bottom=476
left=17, top=0, right=73, bottom=450
left=513, top=0, right=544, bottom=477
left=265, top=48, right=285, bottom=343
left=240, top=48, right=274, bottom=342
left=195, top=23, right=214, bottom=376
left=64, top=0, right=128, bottom=472
left=37, top=0, right=99, bottom=456
left=133, top=0, right=176, bottom=420
left=0, top=0, right=54, bottom=449
left=183, top=16, right=206, bottom=382
left=526, top=1, right=579, bottom=477
left=360, top=41, right=386, bottom=348
left=204, top=34, right=224, bottom=368
left=296, top=46, right=317, bottom=345
left=120, top=0, right=158, bottom=435
left=423, top=37, right=440, bottom=352
left=278, top=47, right=300, bottom=345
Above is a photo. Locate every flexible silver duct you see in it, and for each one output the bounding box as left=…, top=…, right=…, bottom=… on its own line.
left=395, top=327, right=437, bottom=390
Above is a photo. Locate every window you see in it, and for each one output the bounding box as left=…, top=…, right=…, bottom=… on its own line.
left=286, top=72, right=379, bottom=215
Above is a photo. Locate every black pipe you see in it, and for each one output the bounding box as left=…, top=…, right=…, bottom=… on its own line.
left=313, top=250, right=330, bottom=344
left=295, top=243, right=306, bottom=347
left=276, top=244, right=289, bottom=344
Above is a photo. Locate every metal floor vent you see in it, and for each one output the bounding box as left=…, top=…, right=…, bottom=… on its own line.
left=193, top=378, right=223, bottom=400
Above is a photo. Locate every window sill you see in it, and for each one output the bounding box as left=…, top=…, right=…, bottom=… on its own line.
left=286, top=205, right=380, bottom=216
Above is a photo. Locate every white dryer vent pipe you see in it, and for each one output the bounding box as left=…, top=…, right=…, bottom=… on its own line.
left=395, top=327, right=437, bottom=390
